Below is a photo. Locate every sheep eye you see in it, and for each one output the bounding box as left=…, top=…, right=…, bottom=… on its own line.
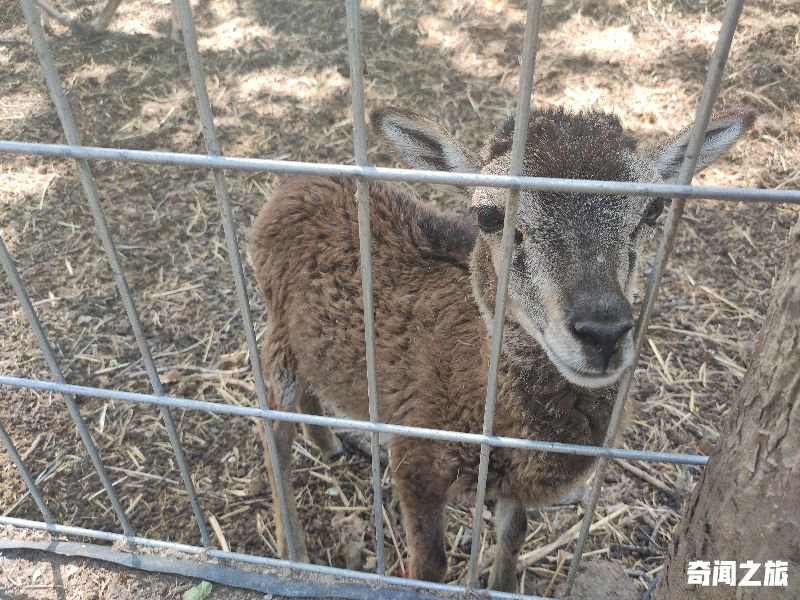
left=474, top=205, right=505, bottom=233
left=643, top=198, right=666, bottom=226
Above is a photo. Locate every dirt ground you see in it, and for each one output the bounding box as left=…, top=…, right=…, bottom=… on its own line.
left=0, top=0, right=798, bottom=597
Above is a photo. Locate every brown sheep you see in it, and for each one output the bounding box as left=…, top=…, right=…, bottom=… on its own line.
left=249, top=105, right=755, bottom=591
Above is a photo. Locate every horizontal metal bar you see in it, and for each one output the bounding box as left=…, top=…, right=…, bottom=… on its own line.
left=1, top=141, right=798, bottom=204
left=0, top=375, right=709, bottom=466
left=0, top=516, right=551, bottom=600
left=0, top=538, right=466, bottom=600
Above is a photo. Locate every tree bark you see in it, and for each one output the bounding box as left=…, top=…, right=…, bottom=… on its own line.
left=654, top=214, right=800, bottom=600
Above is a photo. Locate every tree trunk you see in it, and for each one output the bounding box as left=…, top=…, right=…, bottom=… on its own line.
left=654, top=214, right=800, bottom=600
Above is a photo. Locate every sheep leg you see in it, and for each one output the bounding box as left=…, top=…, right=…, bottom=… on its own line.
left=259, top=361, right=309, bottom=562
left=391, top=438, right=448, bottom=582
left=487, top=498, right=527, bottom=592
left=399, top=490, right=447, bottom=582
left=296, top=384, right=346, bottom=460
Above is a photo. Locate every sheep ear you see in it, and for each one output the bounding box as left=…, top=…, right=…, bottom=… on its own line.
left=369, top=106, right=480, bottom=174
left=647, top=107, right=756, bottom=182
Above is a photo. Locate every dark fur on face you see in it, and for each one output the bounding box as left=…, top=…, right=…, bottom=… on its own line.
left=482, top=108, right=639, bottom=182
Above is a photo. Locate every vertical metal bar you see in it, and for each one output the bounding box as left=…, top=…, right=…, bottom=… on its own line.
left=0, top=234, right=133, bottom=536
left=18, top=0, right=211, bottom=548
left=563, top=0, right=745, bottom=594
left=466, top=0, right=543, bottom=588
left=171, top=0, right=298, bottom=562
left=0, top=420, right=54, bottom=524
left=344, top=0, right=385, bottom=576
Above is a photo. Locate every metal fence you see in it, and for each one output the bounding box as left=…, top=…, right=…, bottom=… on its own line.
left=1, top=0, right=799, bottom=598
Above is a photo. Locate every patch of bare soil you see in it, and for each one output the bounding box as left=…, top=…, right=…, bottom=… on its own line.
left=1, top=0, right=798, bottom=597
left=557, top=560, right=639, bottom=600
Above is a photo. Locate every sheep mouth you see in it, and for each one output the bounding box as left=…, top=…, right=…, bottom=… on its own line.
left=507, top=301, right=632, bottom=388
left=549, top=354, right=626, bottom=389
left=540, top=335, right=633, bottom=390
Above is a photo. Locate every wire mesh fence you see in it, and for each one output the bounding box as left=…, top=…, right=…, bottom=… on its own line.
left=1, top=0, right=799, bottom=598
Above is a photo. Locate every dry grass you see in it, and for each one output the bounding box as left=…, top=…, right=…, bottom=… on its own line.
left=1, top=0, right=798, bottom=595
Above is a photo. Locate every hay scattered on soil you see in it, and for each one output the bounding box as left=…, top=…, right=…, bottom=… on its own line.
left=1, top=0, right=798, bottom=595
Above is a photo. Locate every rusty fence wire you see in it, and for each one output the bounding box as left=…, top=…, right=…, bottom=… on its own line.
left=1, top=0, right=799, bottom=598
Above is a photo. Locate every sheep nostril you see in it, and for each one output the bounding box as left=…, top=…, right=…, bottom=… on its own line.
left=572, top=320, right=634, bottom=369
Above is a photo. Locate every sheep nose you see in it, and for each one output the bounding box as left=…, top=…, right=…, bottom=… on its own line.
left=572, top=319, right=634, bottom=370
